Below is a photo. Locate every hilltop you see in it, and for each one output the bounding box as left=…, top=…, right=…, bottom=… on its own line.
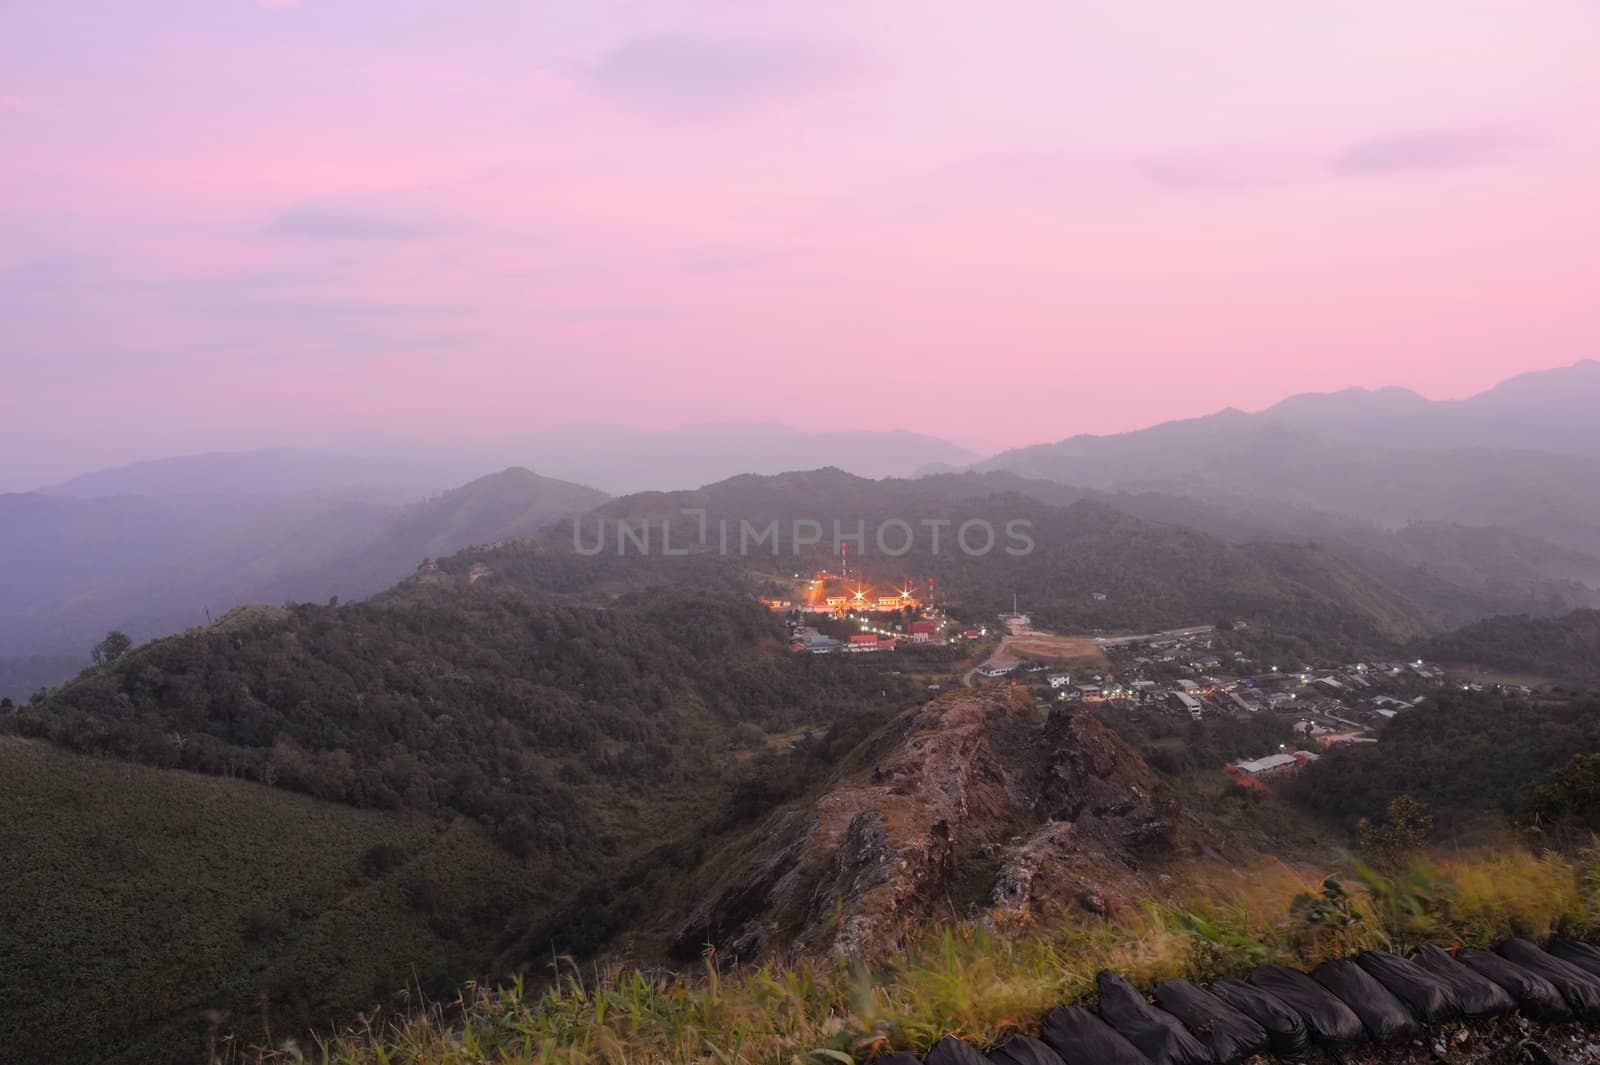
left=673, top=689, right=1178, bottom=963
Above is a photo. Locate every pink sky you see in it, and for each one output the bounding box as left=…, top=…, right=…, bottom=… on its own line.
left=3, top=1, right=1599, bottom=488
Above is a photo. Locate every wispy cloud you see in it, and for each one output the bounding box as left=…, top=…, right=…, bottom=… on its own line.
left=589, top=34, right=863, bottom=120
left=547, top=305, right=674, bottom=323
left=674, top=243, right=779, bottom=275
left=929, top=153, right=1092, bottom=186
left=269, top=202, right=453, bottom=242
left=1330, top=126, right=1528, bottom=176
left=1135, top=149, right=1302, bottom=194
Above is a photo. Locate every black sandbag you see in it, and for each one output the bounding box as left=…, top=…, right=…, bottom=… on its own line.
left=987, top=1032, right=1068, bottom=1065
left=1247, top=963, right=1366, bottom=1045
left=1039, top=1005, right=1154, bottom=1065
left=1311, top=958, right=1421, bottom=1042
left=1409, top=945, right=1516, bottom=1018
left=1500, top=939, right=1600, bottom=1019
left=1209, top=978, right=1309, bottom=1056
left=1547, top=939, right=1600, bottom=980
left=927, top=1036, right=991, bottom=1065
left=1096, top=971, right=1214, bottom=1065
left=1152, top=979, right=1268, bottom=1063
left=1456, top=947, right=1572, bottom=1022
left=1355, top=950, right=1458, bottom=1023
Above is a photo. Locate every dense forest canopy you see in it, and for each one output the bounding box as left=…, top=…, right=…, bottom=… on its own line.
left=550, top=468, right=1542, bottom=652
left=1288, top=691, right=1600, bottom=828
left=7, top=584, right=921, bottom=870
left=1416, top=608, right=1600, bottom=683
left=0, top=737, right=538, bottom=1065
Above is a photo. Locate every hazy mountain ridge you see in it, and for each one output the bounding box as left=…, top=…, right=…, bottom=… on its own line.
left=0, top=469, right=607, bottom=698
left=979, top=360, right=1600, bottom=566
left=37, top=425, right=981, bottom=500
left=915, top=470, right=1600, bottom=606
left=1262, top=359, right=1600, bottom=456
left=471, top=466, right=1545, bottom=645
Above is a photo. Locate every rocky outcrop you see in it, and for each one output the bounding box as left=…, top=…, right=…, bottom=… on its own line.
left=672, top=689, right=1178, bottom=962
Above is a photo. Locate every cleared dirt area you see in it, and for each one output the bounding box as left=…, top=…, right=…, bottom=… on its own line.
left=965, top=628, right=1111, bottom=687
left=1007, top=632, right=1105, bottom=663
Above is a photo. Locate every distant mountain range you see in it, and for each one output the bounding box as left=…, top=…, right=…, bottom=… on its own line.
left=1260, top=358, right=1600, bottom=456
left=0, top=469, right=606, bottom=696
left=39, top=425, right=982, bottom=501
left=7, top=361, right=1600, bottom=698
left=978, top=359, right=1600, bottom=561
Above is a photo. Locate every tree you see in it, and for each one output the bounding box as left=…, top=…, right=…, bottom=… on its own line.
left=1358, top=794, right=1433, bottom=869
left=1523, top=753, right=1600, bottom=833
left=91, top=630, right=133, bottom=666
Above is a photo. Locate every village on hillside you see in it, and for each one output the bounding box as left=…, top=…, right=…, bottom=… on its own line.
left=758, top=566, right=1532, bottom=790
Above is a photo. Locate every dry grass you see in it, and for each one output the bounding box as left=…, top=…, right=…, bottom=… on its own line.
left=303, top=844, right=1600, bottom=1065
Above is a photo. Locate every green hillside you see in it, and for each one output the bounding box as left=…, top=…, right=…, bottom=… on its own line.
left=10, top=468, right=1586, bottom=1061
left=3, top=580, right=926, bottom=1060
left=1417, top=608, right=1600, bottom=683
left=1288, top=690, right=1600, bottom=828
left=10, top=588, right=917, bottom=873
left=568, top=468, right=1490, bottom=647
left=0, top=736, right=538, bottom=1065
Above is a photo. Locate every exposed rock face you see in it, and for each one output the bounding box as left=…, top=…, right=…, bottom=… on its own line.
left=672, top=689, right=1178, bottom=962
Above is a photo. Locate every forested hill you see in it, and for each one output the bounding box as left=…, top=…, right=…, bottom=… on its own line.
left=549, top=467, right=1547, bottom=648
left=6, top=585, right=920, bottom=872
left=2, top=540, right=927, bottom=1063
left=1289, top=690, right=1600, bottom=830
left=1416, top=608, right=1600, bottom=683
left=0, top=737, right=540, bottom=1065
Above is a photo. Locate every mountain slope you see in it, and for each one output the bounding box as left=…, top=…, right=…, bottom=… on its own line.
left=1416, top=608, right=1600, bottom=683
left=671, top=689, right=1178, bottom=963
left=915, top=471, right=1598, bottom=616
left=3, top=576, right=927, bottom=1060
left=251, top=467, right=610, bottom=605
left=0, top=736, right=537, bottom=1065
left=979, top=402, right=1600, bottom=562
left=575, top=467, right=1538, bottom=643
left=9, top=587, right=913, bottom=862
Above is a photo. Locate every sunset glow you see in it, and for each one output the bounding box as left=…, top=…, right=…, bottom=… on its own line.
left=4, top=2, right=1599, bottom=487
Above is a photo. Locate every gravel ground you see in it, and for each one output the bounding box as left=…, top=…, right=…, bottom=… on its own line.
left=1244, top=1018, right=1600, bottom=1065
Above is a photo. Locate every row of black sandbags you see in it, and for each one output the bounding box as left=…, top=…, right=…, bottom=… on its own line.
left=897, top=938, right=1600, bottom=1065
